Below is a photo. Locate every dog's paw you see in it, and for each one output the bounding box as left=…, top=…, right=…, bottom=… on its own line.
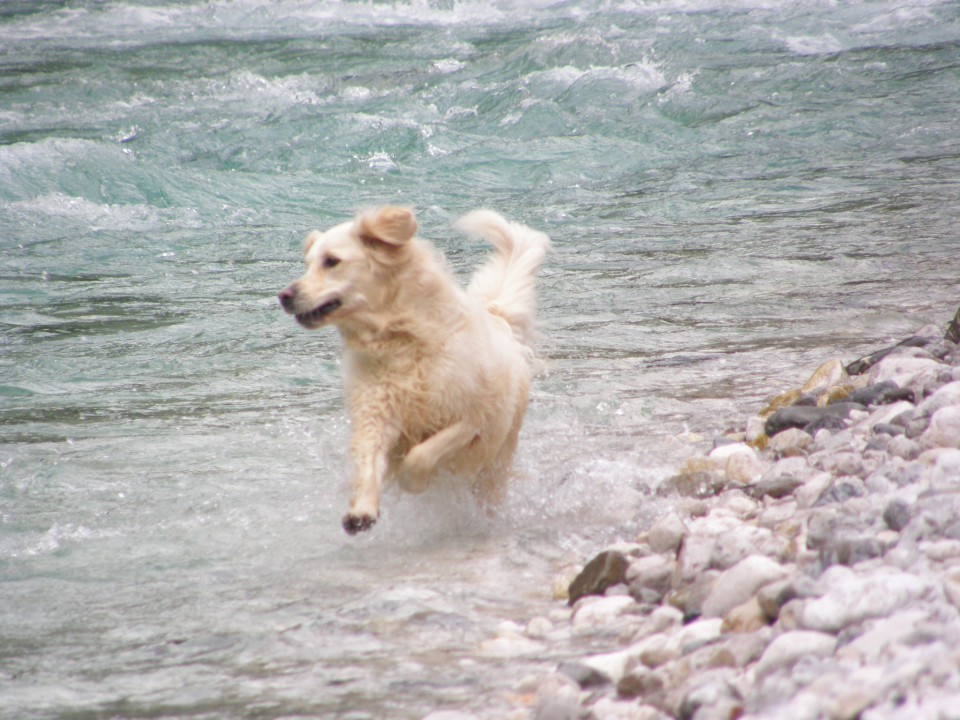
left=342, top=513, right=377, bottom=535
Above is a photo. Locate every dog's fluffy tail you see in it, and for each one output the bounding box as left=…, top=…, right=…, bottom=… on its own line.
left=457, top=210, right=551, bottom=348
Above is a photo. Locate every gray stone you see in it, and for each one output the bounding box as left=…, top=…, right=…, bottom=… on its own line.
left=617, top=664, right=666, bottom=700
left=557, top=660, right=610, bottom=688
left=846, top=336, right=931, bottom=376
left=905, top=416, right=931, bottom=439
left=568, top=550, right=629, bottom=606
left=747, top=459, right=808, bottom=500
left=883, top=499, right=912, bottom=531
left=814, top=451, right=864, bottom=477
left=848, top=380, right=914, bottom=407
left=873, top=422, right=904, bottom=436
left=666, top=570, right=720, bottom=621
left=888, top=435, right=921, bottom=460
left=677, top=669, right=742, bottom=720
left=813, top=479, right=865, bottom=507
left=765, top=403, right=863, bottom=437
left=818, top=532, right=883, bottom=568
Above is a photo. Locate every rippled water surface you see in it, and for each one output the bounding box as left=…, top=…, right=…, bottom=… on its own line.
left=2, top=1, right=959, bottom=717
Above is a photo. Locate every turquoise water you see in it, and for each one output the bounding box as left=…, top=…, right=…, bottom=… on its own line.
left=2, top=1, right=959, bottom=718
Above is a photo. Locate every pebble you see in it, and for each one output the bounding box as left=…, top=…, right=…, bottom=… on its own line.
left=767, top=427, right=812, bottom=457
left=764, top=403, right=863, bottom=437
left=701, top=555, right=790, bottom=619
left=725, top=448, right=765, bottom=484
left=921, top=405, right=960, bottom=449
left=492, top=316, right=960, bottom=720
left=869, top=356, right=948, bottom=393
left=572, top=595, right=637, bottom=631
left=567, top=550, right=628, bottom=605
left=626, top=555, right=674, bottom=603
left=754, top=630, right=836, bottom=679
left=915, top=380, right=960, bottom=418
left=798, top=568, right=934, bottom=633
left=848, top=380, right=914, bottom=407
left=882, top=499, right=911, bottom=531
left=646, top=513, right=687, bottom=554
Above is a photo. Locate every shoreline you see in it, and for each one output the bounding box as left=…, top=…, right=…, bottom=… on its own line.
left=448, top=306, right=960, bottom=720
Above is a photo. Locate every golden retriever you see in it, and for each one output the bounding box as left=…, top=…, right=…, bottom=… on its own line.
left=278, top=206, right=550, bottom=534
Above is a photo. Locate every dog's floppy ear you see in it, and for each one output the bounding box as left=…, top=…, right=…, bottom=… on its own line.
left=303, top=230, right=323, bottom=257
left=356, top=206, right=418, bottom=248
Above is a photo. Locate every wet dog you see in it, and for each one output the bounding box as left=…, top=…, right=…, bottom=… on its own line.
left=278, top=206, right=550, bottom=534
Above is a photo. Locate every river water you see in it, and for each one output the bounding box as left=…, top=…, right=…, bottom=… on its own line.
left=2, top=1, right=959, bottom=718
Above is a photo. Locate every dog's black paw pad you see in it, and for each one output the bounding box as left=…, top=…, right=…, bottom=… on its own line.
left=342, top=513, right=376, bottom=535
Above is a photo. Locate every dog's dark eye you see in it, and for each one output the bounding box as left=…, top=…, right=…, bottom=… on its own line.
left=322, top=256, right=341, bottom=269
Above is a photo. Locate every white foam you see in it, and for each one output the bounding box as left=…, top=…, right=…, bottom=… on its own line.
left=782, top=32, right=845, bottom=56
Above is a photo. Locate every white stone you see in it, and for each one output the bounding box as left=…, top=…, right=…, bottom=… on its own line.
left=944, top=570, right=960, bottom=609
left=572, top=595, right=637, bottom=631
left=526, top=616, right=554, bottom=638
left=422, top=713, right=480, bottom=720
left=701, top=555, right=791, bottom=618
left=795, top=472, right=833, bottom=509
left=768, top=427, right=812, bottom=457
left=677, top=617, right=723, bottom=648
left=869, top=356, right=945, bottom=392
left=726, top=450, right=765, bottom=485
left=478, top=635, right=544, bottom=658
left=746, top=415, right=765, bottom=442
left=580, top=647, right=634, bottom=684
left=711, top=525, right=787, bottom=570
left=916, top=381, right=960, bottom=418
left=589, top=698, right=661, bottom=720
left=801, top=358, right=847, bottom=395
left=859, top=400, right=915, bottom=431
left=709, top=442, right=757, bottom=463
left=677, top=533, right=718, bottom=582
left=922, top=406, right=960, bottom=449
left=754, top=630, right=836, bottom=679
left=799, top=568, right=934, bottom=633
left=930, top=448, right=960, bottom=485
left=635, top=631, right=683, bottom=668
left=647, top=512, right=688, bottom=554
left=836, top=609, right=927, bottom=661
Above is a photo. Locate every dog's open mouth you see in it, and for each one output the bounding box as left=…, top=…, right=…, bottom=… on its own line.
left=296, top=299, right=342, bottom=325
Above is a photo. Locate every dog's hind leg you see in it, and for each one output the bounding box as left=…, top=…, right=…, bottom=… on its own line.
left=399, top=421, right=479, bottom=492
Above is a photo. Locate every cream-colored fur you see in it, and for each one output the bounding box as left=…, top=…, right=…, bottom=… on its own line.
left=278, top=206, right=550, bottom=534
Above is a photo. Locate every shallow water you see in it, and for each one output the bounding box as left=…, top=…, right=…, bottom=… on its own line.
left=2, top=1, right=960, bottom=717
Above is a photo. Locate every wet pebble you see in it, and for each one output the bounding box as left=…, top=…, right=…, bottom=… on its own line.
left=567, top=550, right=628, bottom=605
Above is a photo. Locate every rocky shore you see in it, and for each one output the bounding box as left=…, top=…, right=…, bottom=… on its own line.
left=433, top=307, right=960, bottom=720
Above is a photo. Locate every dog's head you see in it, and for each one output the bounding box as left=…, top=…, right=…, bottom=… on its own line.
left=278, top=206, right=418, bottom=330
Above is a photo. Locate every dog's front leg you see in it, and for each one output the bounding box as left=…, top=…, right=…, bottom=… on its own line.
left=400, top=421, right=478, bottom=492
left=344, top=421, right=400, bottom=535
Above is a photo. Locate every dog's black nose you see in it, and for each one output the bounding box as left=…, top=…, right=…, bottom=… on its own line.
left=278, top=286, right=296, bottom=311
